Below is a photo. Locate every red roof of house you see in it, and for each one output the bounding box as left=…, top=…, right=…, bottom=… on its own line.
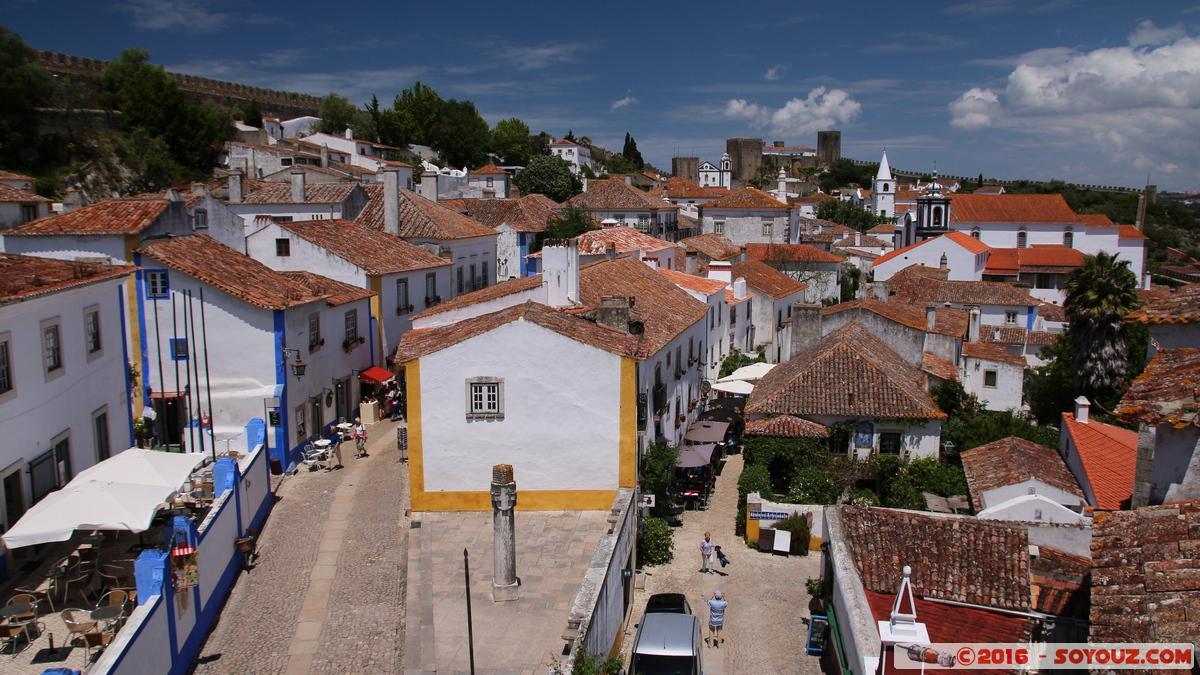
left=579, top=256, right=709, bottom=355
left=455, top=194, right=565, bottom=233
left=658, top=268, right=727, bottom=296
left=280, top=271, right=375, bottom=307
left=385, top=187, right=496, bottom=240
left=1078, top=213, right=1115, bottom=228
left=649, top=179, right=720, bottom=200
left=724, top=287, right=755, bottom=305
left=275, top=219, right=450, bottom=274
left=572, top=227, right=677, bottom=256
left=1117, top=224, right=1148, bottom=240
left=1126, top=282, right=1200, bottom=324
left=973, top=185, right=1005, bottom=194
left=791, top=193, right=837, bottom=205
left=469, top=164, right=508, bottom=175
left=412, top=274, right=543, bottom=319
left=1061, top=412, right=1136, bottom=510
left=985, top=246, right=1085, bottom=273
left=744, top=415, right=828, bottom=438
left=822, top=298, right=968, bottom=337
left=8, top=199, right=169, bottom=236
left=0, top=183, right=51, bottom=203
left=0, top=169, right=34, bottom=181
left=730, top=260, right=807, bottom=299
left=701, top=187, right=789, bottom=210
left=922, top=353, right=959, bottom=382
left=874, top=230, right=988, bottom=267
left=0, top=253, right=135, bottom=307
left=979, top=325, right=1060, bottom=346
left=566, top=178, right=669, bottom=211
left=680, top=233, right=742, bottom=261
left=833, top=234, right=888, bottom=249
left=948, top=193, right=1082, bottom=224
left=241, top=182, right=363, bottom=205
left=888, top=267, right=1040, bottom=307
left=748, top=321, right=945, bottom=419
left=745, top=243, right=842, bottom=264
left=868, top=223, right=895, bottom=234
left=1115, top=347, right=1200, bottom=428
left=962, top=342, right=1028, bottom=366
left=961, top=437, right=1084, bottom=510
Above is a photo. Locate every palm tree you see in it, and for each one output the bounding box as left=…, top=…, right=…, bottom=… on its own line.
left=1063, top=251, right=1140, bottom=393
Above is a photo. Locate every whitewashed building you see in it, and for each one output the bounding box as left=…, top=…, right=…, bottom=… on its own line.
left=698, top=188, right=796, bottom=248
left=0, top=170, right=51, bottom=230
left=960, top=436, right=1087, bottom=517
left=548, top=139, right=595, bottom=175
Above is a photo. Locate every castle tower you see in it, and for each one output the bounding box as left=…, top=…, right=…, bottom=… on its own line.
left=872, top=151, right=895, bottom=218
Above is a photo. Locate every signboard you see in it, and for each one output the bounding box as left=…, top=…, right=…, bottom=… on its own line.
left=171, top=543, right=199, bottom=591
left=773, top=529, right=792, bottom=553
left=268, top=410, right=281, bottom=427
left=750, top=511, right=790, bottom=520
left=855, top=421, right=874, bottom=449
left=641, top=494, right=656, bottom=508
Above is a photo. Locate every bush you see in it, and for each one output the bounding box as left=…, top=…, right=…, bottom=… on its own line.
left=641, top=443, right=679, bottom=517
left=907, top=458, right=968, bottom=497
left=738, top=463, right=773, bottom=501
left=786, top=467, right=838, bottom=505
left=638, top=517, right=674, bottom=566
left=806, top=577, right=824, bottom=598
left=553, top=646, right=622, bottom=675
left=771, top=513, right=811, bottom=555
left=843, top=488, right=879, bottom=506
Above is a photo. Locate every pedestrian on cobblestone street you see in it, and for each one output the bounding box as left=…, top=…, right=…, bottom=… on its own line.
left=326, top=423, right=343, bottom=470
left=700, top=532, right=715, bottom=573
left=354, top=418, right=368, bottom=458
left=706, top=590, right=727, bottom=647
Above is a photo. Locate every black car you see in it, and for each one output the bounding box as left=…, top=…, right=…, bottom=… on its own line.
left=644, top=592, right=692, bottom=616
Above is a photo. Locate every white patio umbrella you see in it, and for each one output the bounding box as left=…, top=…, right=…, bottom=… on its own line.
left=716, top=362, right=775, bottom=383
left=72, top=447, right=209, bottom=489
left=710, top=380, right=755, bottom=395
left=683, top=421, right=730, bottom=443
left=677, top=444, right=717, bottom=468
left=1, top=480, right=177, bottom=549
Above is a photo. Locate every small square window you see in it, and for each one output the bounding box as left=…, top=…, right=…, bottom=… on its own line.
left=43, top=324, right=62, bottom=372
left=879, top=432, right=902, bottom=455
left=146, top=271, right=169, bottom=298
left=194, top=209, right=208, bottom=229
left=85, top=309, right=102, bottom=354
left=397, top=278, right=410, bottom=313
left=170, top=338, right=189, bottom=361
left=762, top=223, right=772, bottom=237
left=984, top=370, right=998, bottom=387
left=466, top=377, right=504, bottom=419
left=21, top=204, right=38, bottom=222
left=1005, top=311, right=1018, bottom=325
left=714, top=221, right=725, bottom=235
left=276, top=238, right=291, bottom=256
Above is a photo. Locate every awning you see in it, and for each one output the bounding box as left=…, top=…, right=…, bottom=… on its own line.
left=359, top=366, right=395, bottom=385
left=677, top=444, right=716, bottom=468
left=73, top=448, right=208, bottom=489
left=698, top=408, right=742, bottom=424
left=711, top=380, right=754, bottom=395
left=716, top=362, right=775, bottom=383
left=2, top=480, right=177, bottom=549
left=684, top=421, right=730, bottom=443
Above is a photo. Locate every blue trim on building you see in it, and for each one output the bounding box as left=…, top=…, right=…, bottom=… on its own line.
left=1027, top=307, right=1035, bottom=330
left=118, top=284, right=135, bottom=447
left=273, top=309, right=290, bottom=467
left=134, top=253, right=151, bottom=404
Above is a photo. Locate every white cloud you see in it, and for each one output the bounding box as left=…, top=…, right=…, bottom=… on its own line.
left=115, top=0, right=226, bottom=32
left=949, top=24, right=1200, bottom=176
left=501, top=42, right=585, bottom=71
left=725, top=87, right=862, bottom=137
left=611, top=94, right=638, bottom=111
left=764, top=65, right=787, bottom=81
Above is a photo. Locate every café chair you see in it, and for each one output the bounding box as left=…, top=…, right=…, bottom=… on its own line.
left=13, top=585, right=54, bottom=613
left=84, top=629, right=113, bottom=661
left=61, top=608, right=96, bottom=646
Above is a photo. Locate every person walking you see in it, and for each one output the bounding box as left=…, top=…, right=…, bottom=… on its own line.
left=353, top=417, right=368, bottom=458
left=699, top=532, right=715, bottom=574
left=326, top=423, right=343, bottom=470
left=706, top=590, right=728, bottom=648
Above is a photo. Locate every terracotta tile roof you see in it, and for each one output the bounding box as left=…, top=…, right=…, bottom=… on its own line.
left=833, top=234, right=887, bottom=249
left=138, top=234, right=329, bottom=310
left=226, top=141, right=319, bottom=158
left=0, top=183, right=51, bottom=203
left=1126, top=283, right=1200, bottom=324
left=961, top=437, right=1084, bottom=510
left=241, top=182, right=362, bottom=205
left=701, top=187, right=789, bottom=210
left=649, top=179, right=720, bottom=200
left=1039, top=302, right=1067, bottom=322
left=822, top=298, right=967, bottom=337
left=889, top=268, right=1040, bottom=308
left=658, top=268, right=727, bottom=296
left=837, top=247, right=879, bottom=261
left=456, top=194, right=563, bottom=233
left=7, top=199, right=169, bottom=236
left=1090, top=500, right=1200, bottom=644
left=566, top=178, right=669, bottom=211
left=389, top=188, right=496, bottom=240
left=874, top=230, right=989, bottom=267
left=329, top=160, right=376, bottom=176
left=0, top=169, right=34, bottom=181
left=548, top=139, right=581, bottom=147
left=280, top=271, right=375, bottom=306
left=745, top=243, right=842, bottom=264
left=680, top=233, right=742, bottom=261
left=791, top=193, right=837, bottom=205
left=962, top=342, right=1028, bottom=366
left=838, top=506, right=1030, bottom=610
left=1029, top=547, right=1091, bottom=619
left=868, top=223, right=895, bottom=234
left=991, top=246, right=1085, bottom=272
left=1061, top=412, right=1137, bottom=510
left=730, top=260, right=806, bottom=299
left=748, top=321, right=945, bottom=419
left=678, top=212, right=698, bottom=231
left=744, top=415, right=828, bottom=438
left=923, top=353, right=959, bottom=382
left=0, top=253, right=135, bottom=306
left=579, top=256, right=709, bottom=355
left=572, top=227, right=678, bottom=256
left=826, top=223, right=856, bottom=238
left=892, top=264, right=949, bottom=281
left=948, top=193, right=1082, bottom=224
left=1117, top=224, right=1148, bottom=240
left=1115, top=348, right=1200, bottom=428
left=1078, top=213, right=1115, bottom=228
left=469, top=164, right=508, bottom=175
left=865, top=592, right=1033, bottom=668
left=1136, top=286, right=1173, bottom=304
left=412, top=274, right=543, bottom=319
left=799, top=233, right=835, bottom=246
left=973, top=185, right=1004, bottom=194
left=724, top=288, right=754, bottom=304
left=980, top=325, right=1060, bottom=346
left=395, top=300, right=639, bottom=363
left=275, top=219, right=450, bottom=275
left=896, top=190, right=921, bottom=200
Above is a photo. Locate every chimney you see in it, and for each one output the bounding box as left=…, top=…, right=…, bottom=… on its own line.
left=733, top=277, right=747, bottom=301
left=968, top=308, right=981, bottom=343
left=778, top=167, right=787, bottom=197
left=320, top=143, right=329, bottom=169
left=1074, top=396, right=1090, bottom=424
left=490, top=464, right=519, bottom=602
left=542, top=239, right=580, bottom=307
left=708, top=261, right=732, bottom=283
left=382, top=167, right=400, bottom=235
left=790, top=303, right=823, bottom=356
left=62, top=189, right=85, bottom=213
left=228, top=171, right=243, bottom=204
left=344, top=127, right=353, bottom=140
left=685, top=250, right=698, bottom=275
left=855, top=231, right=861, bottom=247
left=191, top=182, right=205, bottom=196
left=624, top=175, right=632, bottom=186
left=290, top=167, right=306, bottom=203
left=596, top=296, right=631, bottom=333
left=166, top=188, right=183, bottom=202
left=508, top=180, right=519, bottom=199
left=939, top=254, right=948, bottom=271
left=605, top=242, right=617, bottom=262
left=926, top=303, right=937, bottom=332
left=421, top=171, right=438, bottom=202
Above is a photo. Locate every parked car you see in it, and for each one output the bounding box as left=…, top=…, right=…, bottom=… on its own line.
left=644, top=592, right=691, bottom=616
left=624, top=612, right=703, bottom=675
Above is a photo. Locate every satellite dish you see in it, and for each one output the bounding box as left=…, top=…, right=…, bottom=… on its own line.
left=700, top=380, right=712, bottom=395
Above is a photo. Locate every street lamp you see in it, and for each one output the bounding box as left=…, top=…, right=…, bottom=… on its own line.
left=281, top=348, right=307, bottom=378
left=942, top=440, right=955, bottom=457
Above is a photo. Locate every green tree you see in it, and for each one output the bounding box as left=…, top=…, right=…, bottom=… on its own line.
left=0, top=26, right=53, bottom=169
left=241, top=99, right=263, bottom=128
left=640, top=442, right=679, bottom=517
left=718, top=349, right=765, bottom=378
left=1063, top=252, right=1140, bottom=394
left=622, top=132, right=644, bottom=170
left=393, top=82, right=445, bottom=147
left=601, top=153, right=639, bottom=175
left=513, top=155, right=582, bottom=202
left=544, top=206, right=599, bottom=241
left=817, top=198, right=888, bottom=231
left=433, top=99, right=490, bottom=168
left=491, top=117, right=533, bottom=165
left=318, top=93, right=357, bottom=134
left=564, top=129, right=576, bottom=143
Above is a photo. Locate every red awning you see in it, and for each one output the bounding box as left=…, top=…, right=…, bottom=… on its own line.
left=359, top=366, right=395, bottom=385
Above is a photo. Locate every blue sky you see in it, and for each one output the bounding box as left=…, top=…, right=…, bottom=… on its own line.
left=5, top=1, right=1200, bottom=190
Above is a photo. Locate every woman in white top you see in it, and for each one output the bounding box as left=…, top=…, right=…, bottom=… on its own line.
left=353, top=418, right=368, bottom=457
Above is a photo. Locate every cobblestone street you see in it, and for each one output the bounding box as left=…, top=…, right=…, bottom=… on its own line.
left=192, top=419, right=409, bottom=675
left=620, top=453, right=825, bottom=675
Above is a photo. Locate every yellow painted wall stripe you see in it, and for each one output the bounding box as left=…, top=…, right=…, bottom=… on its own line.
left=369, top=275, right=383, bottom=364
left=405, top=360, right=425, bottom=499
left=619, top=357, right=637, bottom=488
left=125, top=236, right=143, bottom=412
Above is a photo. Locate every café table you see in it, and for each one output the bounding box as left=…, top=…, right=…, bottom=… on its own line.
left=90, top=605, right=124, bottom=631
left=0, top=603, right=33, bottom=621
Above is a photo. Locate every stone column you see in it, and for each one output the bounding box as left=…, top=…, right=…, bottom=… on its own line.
left=491, top=464, right=519, bottom=601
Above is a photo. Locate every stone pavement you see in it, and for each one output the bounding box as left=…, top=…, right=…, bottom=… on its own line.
left=620, top=453, right=825, bottom=675
left=193, top=418, right=409, bottom=675
left=405, top=509, right=610, bottom=675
